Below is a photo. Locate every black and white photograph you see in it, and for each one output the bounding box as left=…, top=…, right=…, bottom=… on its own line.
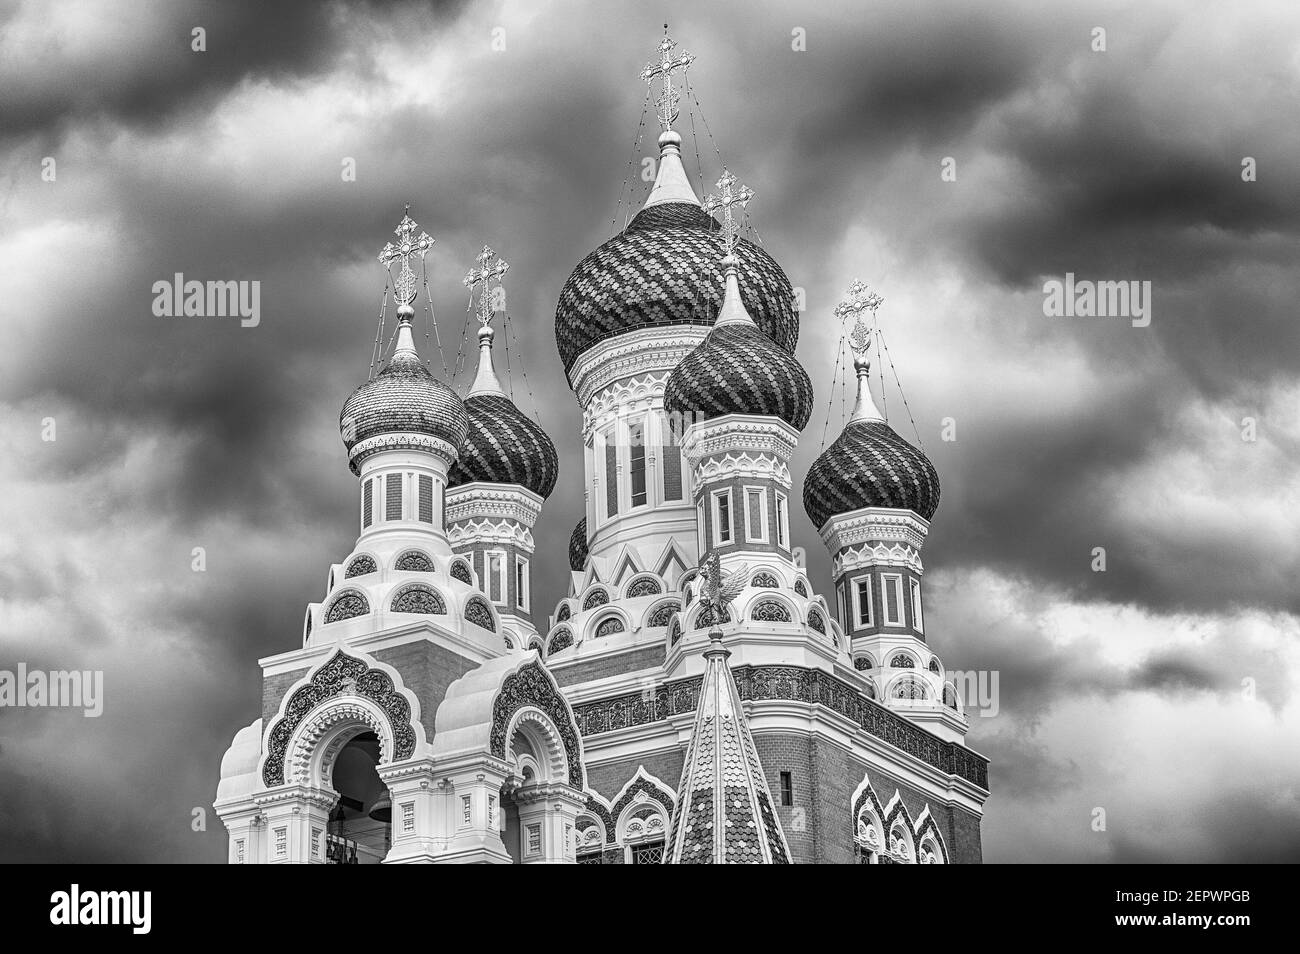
left=0, top=0, right=1294, bottom=926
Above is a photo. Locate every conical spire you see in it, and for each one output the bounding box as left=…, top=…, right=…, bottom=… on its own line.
left=665, top=629, right=792, bottom=864
left=463, top=245, right=510, bottom=398
left=834, top=280, right=886, bottom=424
left=377, top=205, right=435, bottom=368
left=640, top=29, right=700, bottom=209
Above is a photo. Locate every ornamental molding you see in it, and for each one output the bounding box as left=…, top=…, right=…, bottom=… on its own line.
left=692, top=451, right=791, bottom=487
left=822, top=507, right=930, bottom=554
left=584, top=370, right=673, bottom=436
left=349, top=433, right=458, bottom=474
left=833, top=541, right=925, bottom=576
left=571, top=326, right=708, bottom=408
left=262, top=649, right=420, bottom=788
left=446, top=516, right=535, bottom=549
left=682, top=415, right=798, bottom=464
left=445, top=483, right=543, bottom=526
left=489, top=660, right=586, bottom=790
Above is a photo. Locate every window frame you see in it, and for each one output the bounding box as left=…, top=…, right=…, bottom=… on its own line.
left=911, top=578, right=924, bottom=634
left=711, top=488, right=733, bottom=547
left=742, top=484, right=769, bottom=544
left=774, top=491, right=789, bottom=548
left=516, top=556, right=530, bottom=611
left=853, top=576, right=874, bottom=628
left=484, top=549, right=508, bottom=606
left=627, top=417, right=648, bottom=509
left=880, top=572, right=905, bottom=626
left=779, top=771, right=793, bottom=807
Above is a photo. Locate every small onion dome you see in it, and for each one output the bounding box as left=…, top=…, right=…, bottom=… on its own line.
left=554, top=201, right=799, bottom=375
left=448, top=394, right=559, bottom=498
left=568, top=516, right=588, bottom=571
left=340, top=306, right=468, bottom=475
left=803, top=420, right=940, bottom=528
left=663, top=255, right=813, bottom=430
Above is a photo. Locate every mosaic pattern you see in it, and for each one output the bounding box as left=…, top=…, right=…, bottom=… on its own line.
left=626, top=577, right=663, bottom=598
left=803, top=419, right=940, bottom=528
left=547, top=628, right=574, bottom=655
left=344, top=555, right=377, bottom=578
left=339, top=351, right=467, bottom=474
left=262, top=650, right=415, bottom=786
left=389, top=583, right=446, bottom=614
left=594, top=616, right=626, bottom=638
left=751, top=571, right=779, bottom=588
left=324, top=591, right=369, bottom=624
left=394, top=549, right=434, bottom=573
left=448, top=393, right=559, bottom=499
left=450, top=561, right=473, bottom=585
left=647, top=601, right=679, bottom=628
left=568, top=517, right=588, bottom=571
left=664, top=323, right=813, bottom=430
left=488, top=660, right=584, bottom=789
left=464, top=597, right=495, bottom=632
left=750, top=599, right=792, bottom=623
left=583, top=588, right=609, bottom=611
left=570, top=664, right=989, bottom=789
left=554, top=202, right=799, bottom=372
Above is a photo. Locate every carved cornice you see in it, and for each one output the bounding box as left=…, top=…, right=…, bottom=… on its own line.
left=833, top=541, right=925, bottom=576
left=571, top=326, right=707, bottom=410
left=822, top=507, right=930, bottom=555
left=692, top=451, right=791, bottom=488
left=445, top=483, right=542, bottom=526
left=447, top=517, right=535, bottom=549
left=349, top=433, right=459, bottom=474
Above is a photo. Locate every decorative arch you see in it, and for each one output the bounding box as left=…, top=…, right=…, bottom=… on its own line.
left=890, top=652, right=917, bottom=669
left=547, top=626, right=574, bottom=656
left=692, top=603, right=731, bottom=629
left=883, top=795, right=918, bottom=863
left=806, top=607, right=827, bottom=635
left=928, top=657, right=942, bottom=675
left=324, top=589, right=370, bottom=624
left=464, top=596, right=496, bottom=632
left=890, top=675, right=930, bottom=700
left=582, top=586, right=610, bottom=611
left=644, top=599, right=680, bottom=629
left=344, top=554, right=378, bottom=579
left=669, top=615, right=683, bottom=647
left=854, top=654, right=875, bottom=671
left=591, top=611, right=628, bottom=639
left=389, top=582, right=447, bottom=614
left=489, top=660, right=585, bottom=790
left=914, top=807, right=951, bottom=864
left=262, top=649, right=420, bottom=787
left=748, top=594, right=795, bottom=624
left=394, top=549, right=435, bottom=573
left=556, top=601, right=572, bottom=623
left=503, top=634, right=515, bottom=650
left=794, top=578, right=808, bottom=597
left=624, top=574, right=663, bottom=599
left=303, top=609, right=313, bottom=643
left=449, top=559, right=473, bottom=585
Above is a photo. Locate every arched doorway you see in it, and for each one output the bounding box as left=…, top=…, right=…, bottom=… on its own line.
left=325, top=731, right=391, bottom=864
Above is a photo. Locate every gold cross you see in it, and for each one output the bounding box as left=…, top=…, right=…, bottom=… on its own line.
left=640, top=29, right=695, bottom=130
left=378, top=205, right=434, bottom=305
left=834, top=280, right=884, bottom=359
left=462, top=245, right=510, bottom=326
left=702, top=168, right=755, bottom=254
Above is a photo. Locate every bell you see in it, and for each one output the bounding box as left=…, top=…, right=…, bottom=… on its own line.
left=366, top=792, right=392, bottom=824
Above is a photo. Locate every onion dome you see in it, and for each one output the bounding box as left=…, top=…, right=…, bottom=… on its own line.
left=340, top=304, right=468, bottom=475
left=447, top=324, right=558, bottom=498
left=802, top=344, right=939, bottom=528
left=554, top=132, right=799, bottom=375
left=568, top=516, right=588, bottom=571
left=663, top=254, right=813, bottom=429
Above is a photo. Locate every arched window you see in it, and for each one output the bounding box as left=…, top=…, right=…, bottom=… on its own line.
left=891, top=676, right=928, bottom=700
left=750, top=599, right=792, bottom=623
left=390, top=583, right=447, bottom=614
left=625, top=576, right=662, bottom=598
left=394, top=549, right=434, bottom=572
left=943, top=683, right=959, bottom=710
left=890, top=653, right=915, bottom=669
left=344, top=555, right=377, bottom=579
left=794, top=579, right=808, bottom=597
left=594, top=615, right=625, bottom=638
left=646, top=601, right=679, bottom=628
left=547, top=628, right=573, bottom=655
left=324, top=591, right=369, bottom=624
left=464, top=597, right=495, bottom=632
left=751, top=571, right=780, bottom=589
left=854, top=656, right=873, bottom=671
left=556, top=603, right=572, bottom=622
left=583, top=587, right=609, bottom=611
left=450, top=560, right=473, bottom=585
left=669, top=617, right=683, bottom=646
left=806, top=609, right=826, bottom=634
left=928, top=658, right=941, bottom=675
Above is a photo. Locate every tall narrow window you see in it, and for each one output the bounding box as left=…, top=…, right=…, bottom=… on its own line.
left=401, top=802, right=415, bottom=834
left=604, top=429, right=618, bottom=518
left=516, top=561, right=525, bottom=608
left=487, top=796, right=496, bottom=829
left=882, top=574, right=904, bottom=626
left=855, top=578, right=873, bottom=627
left=461, top=795, right=472, bottom=827
left=527, top=824, right=542, bottom=855
left=487, top=551, right=505, bottom=604
left=418, top=474, right=433, bottom=523
left=362, top=479, right=374, bottom=528
left=385, top=473, right=403, bottom=520
left=744, top=487, right=767, bottom=542
left=774, top=492, right=789, bottom=548
left=629, top=421, right=647, bottom=507
left=779, top=771, right=793, bottom=807
left=911, top=578, right=924, bottom=633
left=713, top=490, right=732, bottom=545
left=661, top=412, right=683, bottom=501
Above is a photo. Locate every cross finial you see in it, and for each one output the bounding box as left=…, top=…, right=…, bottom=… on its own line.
left=462, top=245, right=510, bottom=326
left=378, top=207, right=435, bottom=306
left=640, top=30, right=695, bottom=130
left=834, top=280, right=884, bottom=364
left=702, top=168, right=755, bottom=255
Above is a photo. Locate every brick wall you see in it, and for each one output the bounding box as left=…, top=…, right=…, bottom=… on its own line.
left=584, top=750, right=686, bottom=803
left=550, top=644, right=664, bottom=688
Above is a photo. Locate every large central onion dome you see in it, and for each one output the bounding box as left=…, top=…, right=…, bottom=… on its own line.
left=663, top=255, right=813, bottom=429
left=554, top=135, right=799, bottom=375
left=802, top=355, right=939, bottom=528
left=340, top=305, right=468, bottom=475
left=448, top=326, right=558, bottom=498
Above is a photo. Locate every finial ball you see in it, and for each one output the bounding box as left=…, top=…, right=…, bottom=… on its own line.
left=396, top=303, right=416, bottom=320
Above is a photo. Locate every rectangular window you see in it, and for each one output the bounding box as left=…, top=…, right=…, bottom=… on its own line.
left=274, top=827, right=287, bottom=858
left=774, top=492, right=789, bottom=548
left=516, top=558, right=530, bottom=611
left=565, top=824, right=571, bottom=851
left=713, top=490, right=732, bottom=545
left=629, top=420, right=647, bottom=508
left=662, top=446, right=682, bottom=500
left=630, top=841, right=665, bottom=864
left=402, top=802, right=415, bottom=834
left=744, top=486, right=768, bottom=543
left=882, top=574, right=904, bottom=626
left=697, top=503, right=706, bottom=555
left=855, top=578, right=874, bottom=628
left=779, top=771, right=793, bottom=807
left=418, top=474, right=433, bottom=523
left=488, top=796, right=497, bottom=829
left=385, top=473, right=403, bottom=520
left=235, top=839, right=245, bottom=864
left=486, top=551, right=506, bottom=604
left=604, top=430, right=619, bottom=518
left=526, top=824, right=542, bottom=855
left=311, top=828, right=322, bottom=858
left=461, top=795, right=472, bottom=827
left=362, top=479, right=373, bottom=528
left=911, top=579, right=924, bottom=634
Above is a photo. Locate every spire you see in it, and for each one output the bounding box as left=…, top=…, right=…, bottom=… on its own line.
left=834, top=280, right=886, bottom=424
left=378, top=205, right=435, bottom=365
left=640, top=28, right=701, bottom=209
left=666, top=563, right=792, bottom=863
left=462, top=245, right=510, bottom=398
left=704, top=169, right=757, bottom=327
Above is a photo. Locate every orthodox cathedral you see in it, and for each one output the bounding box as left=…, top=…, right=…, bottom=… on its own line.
left=214, top=32, right=990, bottom=864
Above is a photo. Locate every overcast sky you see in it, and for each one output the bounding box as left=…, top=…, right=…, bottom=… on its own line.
left=1, top=0, right=1298, bottom=863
